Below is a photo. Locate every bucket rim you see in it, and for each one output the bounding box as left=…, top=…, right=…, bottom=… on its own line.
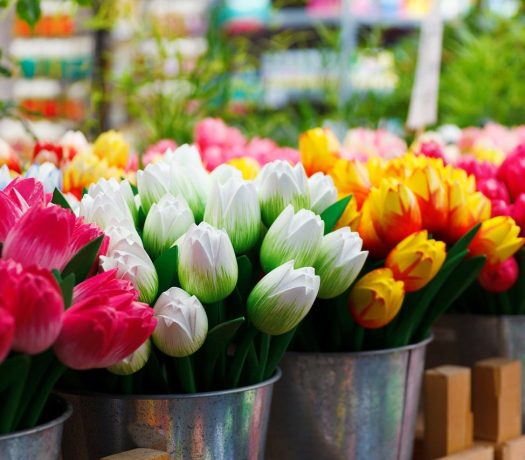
left=0, top=394, right=72, bottom=441
left=59, top=368, right=282, bottom=401
left=285, top=334, right=433, bottom=359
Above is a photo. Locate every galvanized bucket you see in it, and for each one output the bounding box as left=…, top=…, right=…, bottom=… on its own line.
left=61, top=370, right=281, bottom=460
left=0, top=395, right=72, bottom=460
left=266, top=337, right=432, bottom=460
left=428, top=314, right=525, bottom=423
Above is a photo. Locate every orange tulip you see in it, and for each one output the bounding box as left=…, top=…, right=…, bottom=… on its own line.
left=368, top=180, right=422, bottom=248
left=357, top=199, right=389, bottom=258
left=348, top=268, right=405, bottom=329
left=330, top=158, right=371, bottom=208
left=299, top=127, right=340, bottom=176
left=385, top=231, right=446, bottom=292
left=469, top=216, right=525, bottom=266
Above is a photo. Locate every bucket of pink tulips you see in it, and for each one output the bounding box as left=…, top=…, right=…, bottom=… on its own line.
left=0, top=178, right=155, bottom=460
left=55, top=145, right=368, bottom=460
left=263, top=128, right=524, bottom=460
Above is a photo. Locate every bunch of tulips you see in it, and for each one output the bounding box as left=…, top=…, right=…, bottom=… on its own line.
left=0, top=177, right=155, bottom=435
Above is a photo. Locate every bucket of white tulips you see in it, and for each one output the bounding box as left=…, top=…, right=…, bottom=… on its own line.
left=58, top=148, right=356, bottom=460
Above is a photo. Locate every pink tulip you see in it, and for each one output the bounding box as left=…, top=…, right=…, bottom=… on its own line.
left=512, top=194, right=525, bottom=237
left=458, top=127, right=482, bottom=152
left=70, top=217, right=108, bottom=259
left=478, top=257, right=519, bottom=293
left=0, top=191, right=23, bottom=242
left=498, top=144, right=525, bottom=200
left=491, top=199, right=513, bottom=217
left=143, top=139, right=177, bottom=166
left=202, top=146, right=228, bottom=170
left=456, top=156, right=497, bottom=182
left=3, top=177, right=47, bottom=209
left=195, top=118, right=229, bottom=152
left=0, top=309, right=15, bottom=363
left=477, top=179, right=510, bottom=203
left=54, top=271, right=156, bottom=369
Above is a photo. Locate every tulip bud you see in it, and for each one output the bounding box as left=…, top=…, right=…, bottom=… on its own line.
left=178, top=222, right=238, bottom=303
left=255, top=160, right=310, bottom=226
left=469, top=216, right=525, bottom=266
left=79, top=192, right=135, bottom=231
left=247, top=261, right=320, bottom=335
left=168, top=162, right=210, bottom=222
left=211, top=164, right=243, bottom=184
left=478, top=257, right=519, bottom=293
left=477, top=178, right=510, bottom=204
left=227, top=157, right=261, bottom=180
left=143, top=194, right=195, bottom=259
left=152, top=287, right=208, bottom=357
left=386, top=230, right=446, bottom=292
left=137, top=161, right=171, bottom=214
left=0, top=308, right=15, bottom=363
left=88, top=178, right=138, bottom=225
left=314, top=228, right=368, bottom=299
left=93, top=130, right=129, bottom=168
left=101, top=227, right=159, bottom=304
left=330, top=159, right=371, bottom=208
left=497, top=146, right=525, bottom=199
left=260, top=205, right=324, bottom=272
left=107, top=339, right=151, bottom=375
left=348, top=268, right=405, bottom=329
left=204, top=176, right=261, bottom=254
left=299, top=127, right=340, bottom=176
left=165, top=144, right=204, bottom=168
left=512, top=194, right=525, bottom=236
left=308, top=172, right=338, bottom=214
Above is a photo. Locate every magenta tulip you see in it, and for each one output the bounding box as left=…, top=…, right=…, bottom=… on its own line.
left=512, top=194, right=525, bottom=237
left=478, top=179, right=510, bottom=204
left=456, top=156, right=497, bottom=182
left=0, top=309, right=15, bottom=363
left=0, top=192, right=23, bottom=242
left=3, top=177, right=47, bottom=209
left=498, top=145, right=525, bottom=199
left=491, top=199, right=513, bottom=218
left=478, top=257, right=519, bottom=293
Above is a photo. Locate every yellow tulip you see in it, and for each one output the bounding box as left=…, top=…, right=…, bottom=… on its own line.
left=469, top=216, right=525, bottom=266
left=357, top=199, right=389, bottom=258
left=92, top=130, right=130, bottom=169
left=472, top=145, right=504, bottom=165
left=330, top=158, right=371, bottom=208
left=299, top=127, right=340, bottom=176
left=366, top=156, right=387, bottom=188
left=227, top=156, right=261, bottom=180
left=348, top=268, right=405, bottom=329
left=335, top=194, right=361, bottom=231
left=385, top=231, right=446, bottom=292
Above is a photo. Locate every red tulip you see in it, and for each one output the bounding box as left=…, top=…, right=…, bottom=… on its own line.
left=497, top=144, right=525, bottom=199
left=0, top=309, right=15, bottom=363
left=477, top=179, right=510, bottom=203
left=478, top=257, right=519, bottom=293
left=54, top=271, right=156, bottom=369
left=33, top=141, right=64, bottom=166
left=512, top=194, right=525, bottom=237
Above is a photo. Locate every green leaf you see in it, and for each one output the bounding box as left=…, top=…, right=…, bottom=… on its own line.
left=320, top=195, right=352, bottom=234
left=62, top=235, right=103, bottom=284
left=154, top=245, right=179, bottom=296
left=16, top=0, right=41, bottom=26
left=205, top=317, right=245, bottom=354
left=263, top=327, right=298, bottom=380
left=236, top=255, right=253, bottom=301
left=447, top=223, right=480, bottom=258
left=51, top=188, right=72, bottom=210
left=58, top=273, right=76, bottom=309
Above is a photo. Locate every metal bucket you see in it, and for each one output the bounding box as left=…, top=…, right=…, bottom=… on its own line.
left=428, top=314, right=525, bottom=423
left=61, top=370, right=281, bottom=460
left=0, top=395, right=72, bottom=460
left=266, top=337, right=432, bottom=460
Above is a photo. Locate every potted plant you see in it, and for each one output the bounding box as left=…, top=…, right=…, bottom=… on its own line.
left=0, top=178, right=155, bottom=460
left=59, top=146, right=366, bottom=460
left=265, top=128, right=523, bottom=460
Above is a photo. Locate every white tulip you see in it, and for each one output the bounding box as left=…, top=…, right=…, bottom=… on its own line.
left=169, top=162, right=210, bottom=222
left=255, top=160, right=310, bottom=226
left=260, top=205, right=324, bottom=272
left=0, top=164, right=11, bottom=190
left=204, top=176, right=260, bottom=254
left=137, top=161, right=171, bottom=214
left=79, top=193, right=135, bottom=230
left=165, top=144, right=204, bottom=168
left=107, top=340, right=151, bottom=375
left=314, top=228, right=368, bottom=299
left=87, top=177, right=137, bottom=224
left=60, top=130, right=89, bottom=156
left=308, top=172, right=338, bottom=214
left=152, top=287, right=208, bottom=357
left=25, top=162, right=62, bottom=193
left=178, top=222, right=238, bottom=303
left=210, top=164, right=243, bottom=184
left=143, top=194, right=195, bottom=259
left=248, top=261, right=320, bottom=335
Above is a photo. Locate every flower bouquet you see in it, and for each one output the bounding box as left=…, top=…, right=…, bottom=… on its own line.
left=0, top=178, right=154, bottom=459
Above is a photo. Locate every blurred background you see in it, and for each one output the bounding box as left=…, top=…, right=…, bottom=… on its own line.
left=0, top=0, right=524, bottom=154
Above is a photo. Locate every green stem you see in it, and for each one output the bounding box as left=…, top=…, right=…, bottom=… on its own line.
left=264, top=327, right=298, bottom=381
left=257, top=334, right=271, bottom=382
left=121, top=375, right=133, bottom=395
left=0, top=356, right=31, bottom=434
left=351, top=326, right=365, bottom=352
left=176, top=356, right=196, bottom=394
left=228, top=325, right=258, bottom=388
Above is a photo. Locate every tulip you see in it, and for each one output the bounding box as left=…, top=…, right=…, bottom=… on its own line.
left=368, top=180, right=422, bottom=248
left=260, top=205, right=324, bottom=272
left=255, top=160, right=310, bottom=226
left=143, top=194, right=194, bottom=259
left=60, top=130, right=89, bottom=160
left=497, top=145, right=525, bottom=199
left=54, top=271, right=156, bottom=370
left=512, top=194, right=525, bottom=236
left=0, top=309, right=14, bottom=363
left=299, top=127, right=340, bottom=176
left=165, top=144, right=204, bottom=169
left=80, top=192, right=135, bottom=231
left=329, top=159, right=371, bottom=208
left=25, top=162, right=62, bottom=193
left=168, top=162, right=210, bottom=222
left=87, top=178, right=138, bottom=225
left=211, top=164, right=243, bottom=184
left=108, top=340, right=151, bottom=375
left=477, top=178, right=510, bottom=204
left=247, top=261, right=320, bottom=335
left=92, top=130, right=129, bottom=168
left=143, top=139, right=177, bottom=165
left=348, top=268, right=405, bottom=329
left=468, top=216, right=524, bottom=266
left=313, top=228, right=368, bottom=299
left=404, top=163, right=448, bottom=234
left=3, top=177, right=47, bottom=209
left=152, top=287, right=208, bottom=357
left=195, top=118, right=230, bottom=152
left=0, top=165, right=11, bottom=190
left=456, top=156, right=497, bottom=182
left=478, top=257, right=519, bottom=293
left=335, top=194, right=362, bottom=231
left=0, top=138, right=21, bottom=172
left=178, top=222, right=238, bottom=303
left=137, top=161, right=171, bottom=214
left=357, top=199, right=389, bottom=257
left=308, top=172, right=338, bottom=214
left=385, top=231, right=446, bottom=292
left=204, top=176, right=261, bottom=254
left=227, top=157, right=261, bottom=180
left=492, top=199, right=513, bottom=217
left=0, top=189, right=23, bottom=242
left=101, top=228, right=159, bottom=305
